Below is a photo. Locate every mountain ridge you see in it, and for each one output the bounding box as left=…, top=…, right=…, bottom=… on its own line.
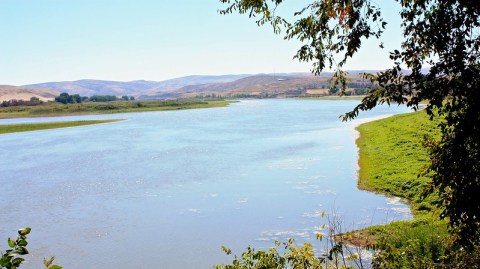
left=9, top=71, right=399, bottom=100
left=25, top=74, right=252, bottom=98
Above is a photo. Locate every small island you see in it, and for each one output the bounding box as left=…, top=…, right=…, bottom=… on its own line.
left=0, top=119, right=124, bottom=134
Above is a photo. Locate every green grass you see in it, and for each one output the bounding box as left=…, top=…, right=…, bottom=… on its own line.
left=0, top=119, right=123, bottom=134
left=0, top=99, right=231, bottom=119
left=348, top=110, right=456, bottom=266
left=356, top=110, right=442, bottom=214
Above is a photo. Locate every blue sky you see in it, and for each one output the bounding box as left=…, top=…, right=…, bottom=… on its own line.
left=0, top=1, right=403, bottom=85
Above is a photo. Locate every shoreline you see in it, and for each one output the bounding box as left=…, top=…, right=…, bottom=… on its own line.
left=333, top=113, right=415, bottom=247
left=338, top=110, right=445, bottom=253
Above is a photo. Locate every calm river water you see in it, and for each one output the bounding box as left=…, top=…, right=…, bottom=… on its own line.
left=0, top=99, right=411, bottom=268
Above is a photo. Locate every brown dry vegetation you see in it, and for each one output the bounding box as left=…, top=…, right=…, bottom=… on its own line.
left=0, top=85, right=59, bottom=102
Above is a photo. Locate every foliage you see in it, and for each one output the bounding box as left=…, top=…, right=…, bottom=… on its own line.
left=219, top=0, right=385, bottom=81
left=1, top=99, right=43, bottom=107
left=121, top=95, right=135, bottom=101
left=220, top=0, right=480, bottom=247
left=88, top=95, right=117, bottom=102
left=29, top=97, right=41, bottom=103
left=366, top=218, right=451, bottom=268
left=370, top=220, right=480, bottom=268
left=216, top=213, right=368, bottom=269
left=54, top=92, right=83, bottom=104
left=0, top=119, right=122, bottom=134
left=55, top=93, right=135, bottom=104
left=0, top=228, right=61, bottom=269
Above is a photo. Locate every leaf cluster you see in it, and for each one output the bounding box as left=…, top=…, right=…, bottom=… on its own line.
left=0, top=228, right=31, bottom=269
left=216, top=212, right=367, bottom=269
left=0, top=228, right=61, bottom=269
left=219, top=0, right=385, bottom=81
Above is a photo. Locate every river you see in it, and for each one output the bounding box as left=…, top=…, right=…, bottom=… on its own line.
left=0, top=99, right=411, bottom=268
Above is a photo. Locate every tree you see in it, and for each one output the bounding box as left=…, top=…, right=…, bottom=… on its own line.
left=54, top=93, right=82, bottom=104
left=70, top=94, right=82, bottom=104
left=29, top=96, right=41, bottom=104
left=88, top=95, right=117, bottom=102
left=121, top=96, right=135, bottom=101
left=220, top=0, right=480, bottom=246
left=54, top=93, right=69, bottom=104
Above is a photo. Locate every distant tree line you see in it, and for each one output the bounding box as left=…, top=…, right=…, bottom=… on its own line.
left=0, top=97, right=43, bottom=107
left=54, top=93, right=134, bottom=104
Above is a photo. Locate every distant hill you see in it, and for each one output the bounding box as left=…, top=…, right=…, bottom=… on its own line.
left=146, top=73, right=372, bottom=99
left=19, top=72, right=379, bottom=100
left=0, top=85, right=59, bottom=102
left=26, top=75, right=250, bottom=98
left=27, top=79, right=159, bottom=97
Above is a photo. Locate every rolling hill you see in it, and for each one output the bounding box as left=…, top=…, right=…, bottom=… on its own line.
left=12, top=71, right=379, bottom=101
left=26, top=75, right=251, bottom=98
left=0, top=85, right=59, bottom=102
left=145, top=73, right=373, bottom=99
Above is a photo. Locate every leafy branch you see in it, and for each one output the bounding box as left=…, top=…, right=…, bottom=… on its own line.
left=0, top=228, right=61, bottom=269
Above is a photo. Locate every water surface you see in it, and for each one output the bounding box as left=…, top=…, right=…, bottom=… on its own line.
left=0, top=100, right=411, bottom=268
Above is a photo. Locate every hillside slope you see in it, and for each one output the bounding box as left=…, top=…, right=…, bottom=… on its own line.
left=26, top=75, right=250, bottom=98
left=0, top=85, right=59, bottom=102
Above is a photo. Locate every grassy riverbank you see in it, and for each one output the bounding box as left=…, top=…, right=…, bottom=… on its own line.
left=357, top=110, right=441, bottom=213
left=0, top=100, right=230, bottom=119
left=0, top=119, right=123, bottom=134
left=347, top=110, right=456, bottom=267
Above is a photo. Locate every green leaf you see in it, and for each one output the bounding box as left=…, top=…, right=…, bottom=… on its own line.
left=221, top=246, right=232, bottom=255
left=18, top=227, right=31, bottom=236
left=8, top=238, right=15, bottom=248
left=49, top=265, right=63, bottom=269
left=14, top=247, right=28, bottom=255
left=11, top=257, right=24, bottom=266
left=0, top=255, right=12, bottom=266
left=17, top=239, right=28, bottom=247
left=44, top=256, right=55, bottom=267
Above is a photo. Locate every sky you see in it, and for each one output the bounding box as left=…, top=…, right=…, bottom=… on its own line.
left=0, top=0, right=403, bottom=85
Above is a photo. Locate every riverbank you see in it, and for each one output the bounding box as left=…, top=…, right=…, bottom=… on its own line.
left=0, top=119, right=124, bottom=134
left=0, top=99, right=230, bottom=119
left=342, top=110, right=453, bottom=267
